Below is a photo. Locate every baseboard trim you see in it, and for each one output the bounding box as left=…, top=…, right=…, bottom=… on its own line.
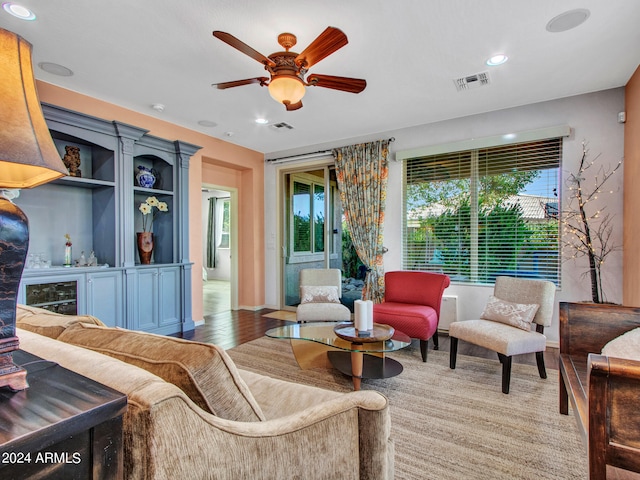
left=238, top=305, right=265, bottom=311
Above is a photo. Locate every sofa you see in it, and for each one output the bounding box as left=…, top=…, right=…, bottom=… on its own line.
left=558, top=302, right=640, bottom=479
left=15, top=305, right=394, bottom=480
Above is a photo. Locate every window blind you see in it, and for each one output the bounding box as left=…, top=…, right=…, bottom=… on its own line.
left=403, top=137, right=562, bottom=285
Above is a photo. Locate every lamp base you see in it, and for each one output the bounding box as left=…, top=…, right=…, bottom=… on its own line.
left=0, top=353, right=28, bottom=391
left=0, top=196, right=30, bottom=391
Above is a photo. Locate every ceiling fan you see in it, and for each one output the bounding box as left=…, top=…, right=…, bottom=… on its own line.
left=212, top=27, right=367, bottom=111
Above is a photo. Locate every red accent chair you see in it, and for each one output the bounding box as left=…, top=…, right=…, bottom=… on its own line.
left=373, top=271, right=450, bottom=362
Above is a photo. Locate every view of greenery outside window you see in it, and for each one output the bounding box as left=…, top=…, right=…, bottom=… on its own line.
left=342, top=224, right=365, bottom=279
left=292, top=180, right=325, bottom=253
left=219, top=198, right=230, bottom=248
left=403, top=138, right=562, bottom=285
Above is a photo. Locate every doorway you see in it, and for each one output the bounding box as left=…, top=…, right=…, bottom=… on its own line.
left=202, top=186, right=238, bottom=314
left=280, top=165, right=362, bottom=311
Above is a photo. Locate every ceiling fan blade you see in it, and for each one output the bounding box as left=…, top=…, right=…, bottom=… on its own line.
left=295, top=27, right=348, bottom=69
left=306, top=74, right=367, bottom=93
left=213, top=31, right=276, bottom=68
left=212, top=77, right=269, bottom=89
left=284, top=100, right=303, bottom=111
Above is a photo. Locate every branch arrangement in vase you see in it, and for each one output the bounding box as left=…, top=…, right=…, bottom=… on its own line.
left=562, top=141, right=623, bottom=303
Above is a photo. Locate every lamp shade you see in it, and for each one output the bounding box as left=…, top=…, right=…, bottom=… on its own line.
left=0, top=28, right=67, bottom=189
left=268, top=75, right=306, bottom=106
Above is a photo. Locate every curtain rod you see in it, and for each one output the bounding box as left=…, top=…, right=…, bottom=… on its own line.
left=266, top=137, right=395, bottom=164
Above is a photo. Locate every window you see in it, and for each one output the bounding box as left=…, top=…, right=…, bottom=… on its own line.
left=219, top=198, right=230, bottom=248
left=291, top=179, right=325, bottom=254
left=403, top=137, right=561, bottom=285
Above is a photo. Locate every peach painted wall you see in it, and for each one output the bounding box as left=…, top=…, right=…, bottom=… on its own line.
left=624, top=65, right=640, bottom=306
left=36, top=82, right=266, bottom=322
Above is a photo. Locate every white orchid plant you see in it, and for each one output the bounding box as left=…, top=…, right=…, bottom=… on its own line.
left=138, top=196, right=169, bottom=232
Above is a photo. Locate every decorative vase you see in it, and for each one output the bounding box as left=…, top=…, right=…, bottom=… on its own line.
left=137, top=232, right=154, bottom=264
left=136, top=166, right=156, bottom=188
left=64, top=245, right=72, bottom=267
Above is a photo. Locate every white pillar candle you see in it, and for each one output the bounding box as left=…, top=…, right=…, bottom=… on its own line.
left=366, top=300, right=374, bottom=330
left=354, top=300, right=367, bottom=331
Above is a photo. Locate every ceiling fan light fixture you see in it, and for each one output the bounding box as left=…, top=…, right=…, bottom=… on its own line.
left=268, top=75, right=305, bottom=106
left=213, top=27, right=365, bottom=110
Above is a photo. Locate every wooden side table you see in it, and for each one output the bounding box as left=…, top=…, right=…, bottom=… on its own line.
left=0, top=350, right=127, bottom=480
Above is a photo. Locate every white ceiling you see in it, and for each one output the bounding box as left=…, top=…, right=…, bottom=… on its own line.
left=2, top=1, right=639, bottom=157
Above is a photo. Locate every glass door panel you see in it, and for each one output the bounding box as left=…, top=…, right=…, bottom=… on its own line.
left=284, top=169, right=328, bottom=307
left=313, top=184, right=325, bottom=253
left=292, top=181, right=312, bottom=253
left=282, top=167, right=361, bottom=310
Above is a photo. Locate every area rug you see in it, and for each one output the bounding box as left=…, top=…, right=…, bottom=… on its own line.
left=228, top=337, right=587, bottom=480
left=261, top=310, right=297, bottom=321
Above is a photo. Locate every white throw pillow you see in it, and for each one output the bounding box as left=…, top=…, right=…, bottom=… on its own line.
left=300, top=285, right=340, bottom=304
left=480, top=295, right=540, bottom=331
left=602, top=327, right=640, bottom=362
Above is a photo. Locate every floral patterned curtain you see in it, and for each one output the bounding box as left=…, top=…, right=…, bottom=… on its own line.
left=333, top=140, right=390, bottom=302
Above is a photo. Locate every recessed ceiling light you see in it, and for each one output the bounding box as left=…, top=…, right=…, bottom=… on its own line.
left=255, top=118, right=269, bottom=125
left=546, top=9, right=590, bottom=33
left=2, top=2, right=36, bottom=20
left=198, top=120, right=217, bottom=128
left=38, top=62, right=73, bottom=77
left=486, top=54, right=508, bottom=66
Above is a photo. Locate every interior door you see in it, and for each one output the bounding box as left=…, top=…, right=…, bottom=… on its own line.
left=282, top=166, right=342, bottom=309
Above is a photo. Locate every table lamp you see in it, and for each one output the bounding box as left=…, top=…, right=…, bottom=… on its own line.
left=0, top=28, right=68, bottom=391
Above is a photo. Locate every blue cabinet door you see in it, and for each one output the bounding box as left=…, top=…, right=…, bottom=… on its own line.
left=158, top=267, right=180, bottom=328
left=136, top=268, right=159, bottom=331
left=86, top=270, right=123, bottom=327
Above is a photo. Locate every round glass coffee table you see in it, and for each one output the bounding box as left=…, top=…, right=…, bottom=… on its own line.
left=266, top=322, right=411, bottom=390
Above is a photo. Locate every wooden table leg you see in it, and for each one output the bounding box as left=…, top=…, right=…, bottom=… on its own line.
left=350, top=346, right=363, bottom=391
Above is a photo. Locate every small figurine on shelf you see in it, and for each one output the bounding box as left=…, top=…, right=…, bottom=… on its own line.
left=88, top=250, right=98, bottom=267
left=62, top=145, right=82, bottom=177
left=77, top=251, right=87, bottom=267
left=64, top=234, right=72, bottom=267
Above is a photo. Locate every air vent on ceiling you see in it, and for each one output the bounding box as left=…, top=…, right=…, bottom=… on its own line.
left=453, top=71, right=491, bottom=91
left=270, top=122, right=294, bottom=131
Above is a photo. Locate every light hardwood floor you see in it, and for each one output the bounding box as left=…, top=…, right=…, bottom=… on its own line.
left=202, top=280, right=231, bottom=315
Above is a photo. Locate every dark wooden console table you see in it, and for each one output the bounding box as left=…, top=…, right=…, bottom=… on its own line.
left=0, top=350, right=127, bottom=480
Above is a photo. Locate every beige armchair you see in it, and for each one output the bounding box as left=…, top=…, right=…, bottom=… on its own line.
left=296, top=268, right=352, bottom=323
left=448, top=276, right=556, bottom=394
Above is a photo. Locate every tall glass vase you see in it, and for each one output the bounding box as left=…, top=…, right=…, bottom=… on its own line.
left=137, top=232, right=154, bottom=264
left=64, top=245, right=72, bottom=267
